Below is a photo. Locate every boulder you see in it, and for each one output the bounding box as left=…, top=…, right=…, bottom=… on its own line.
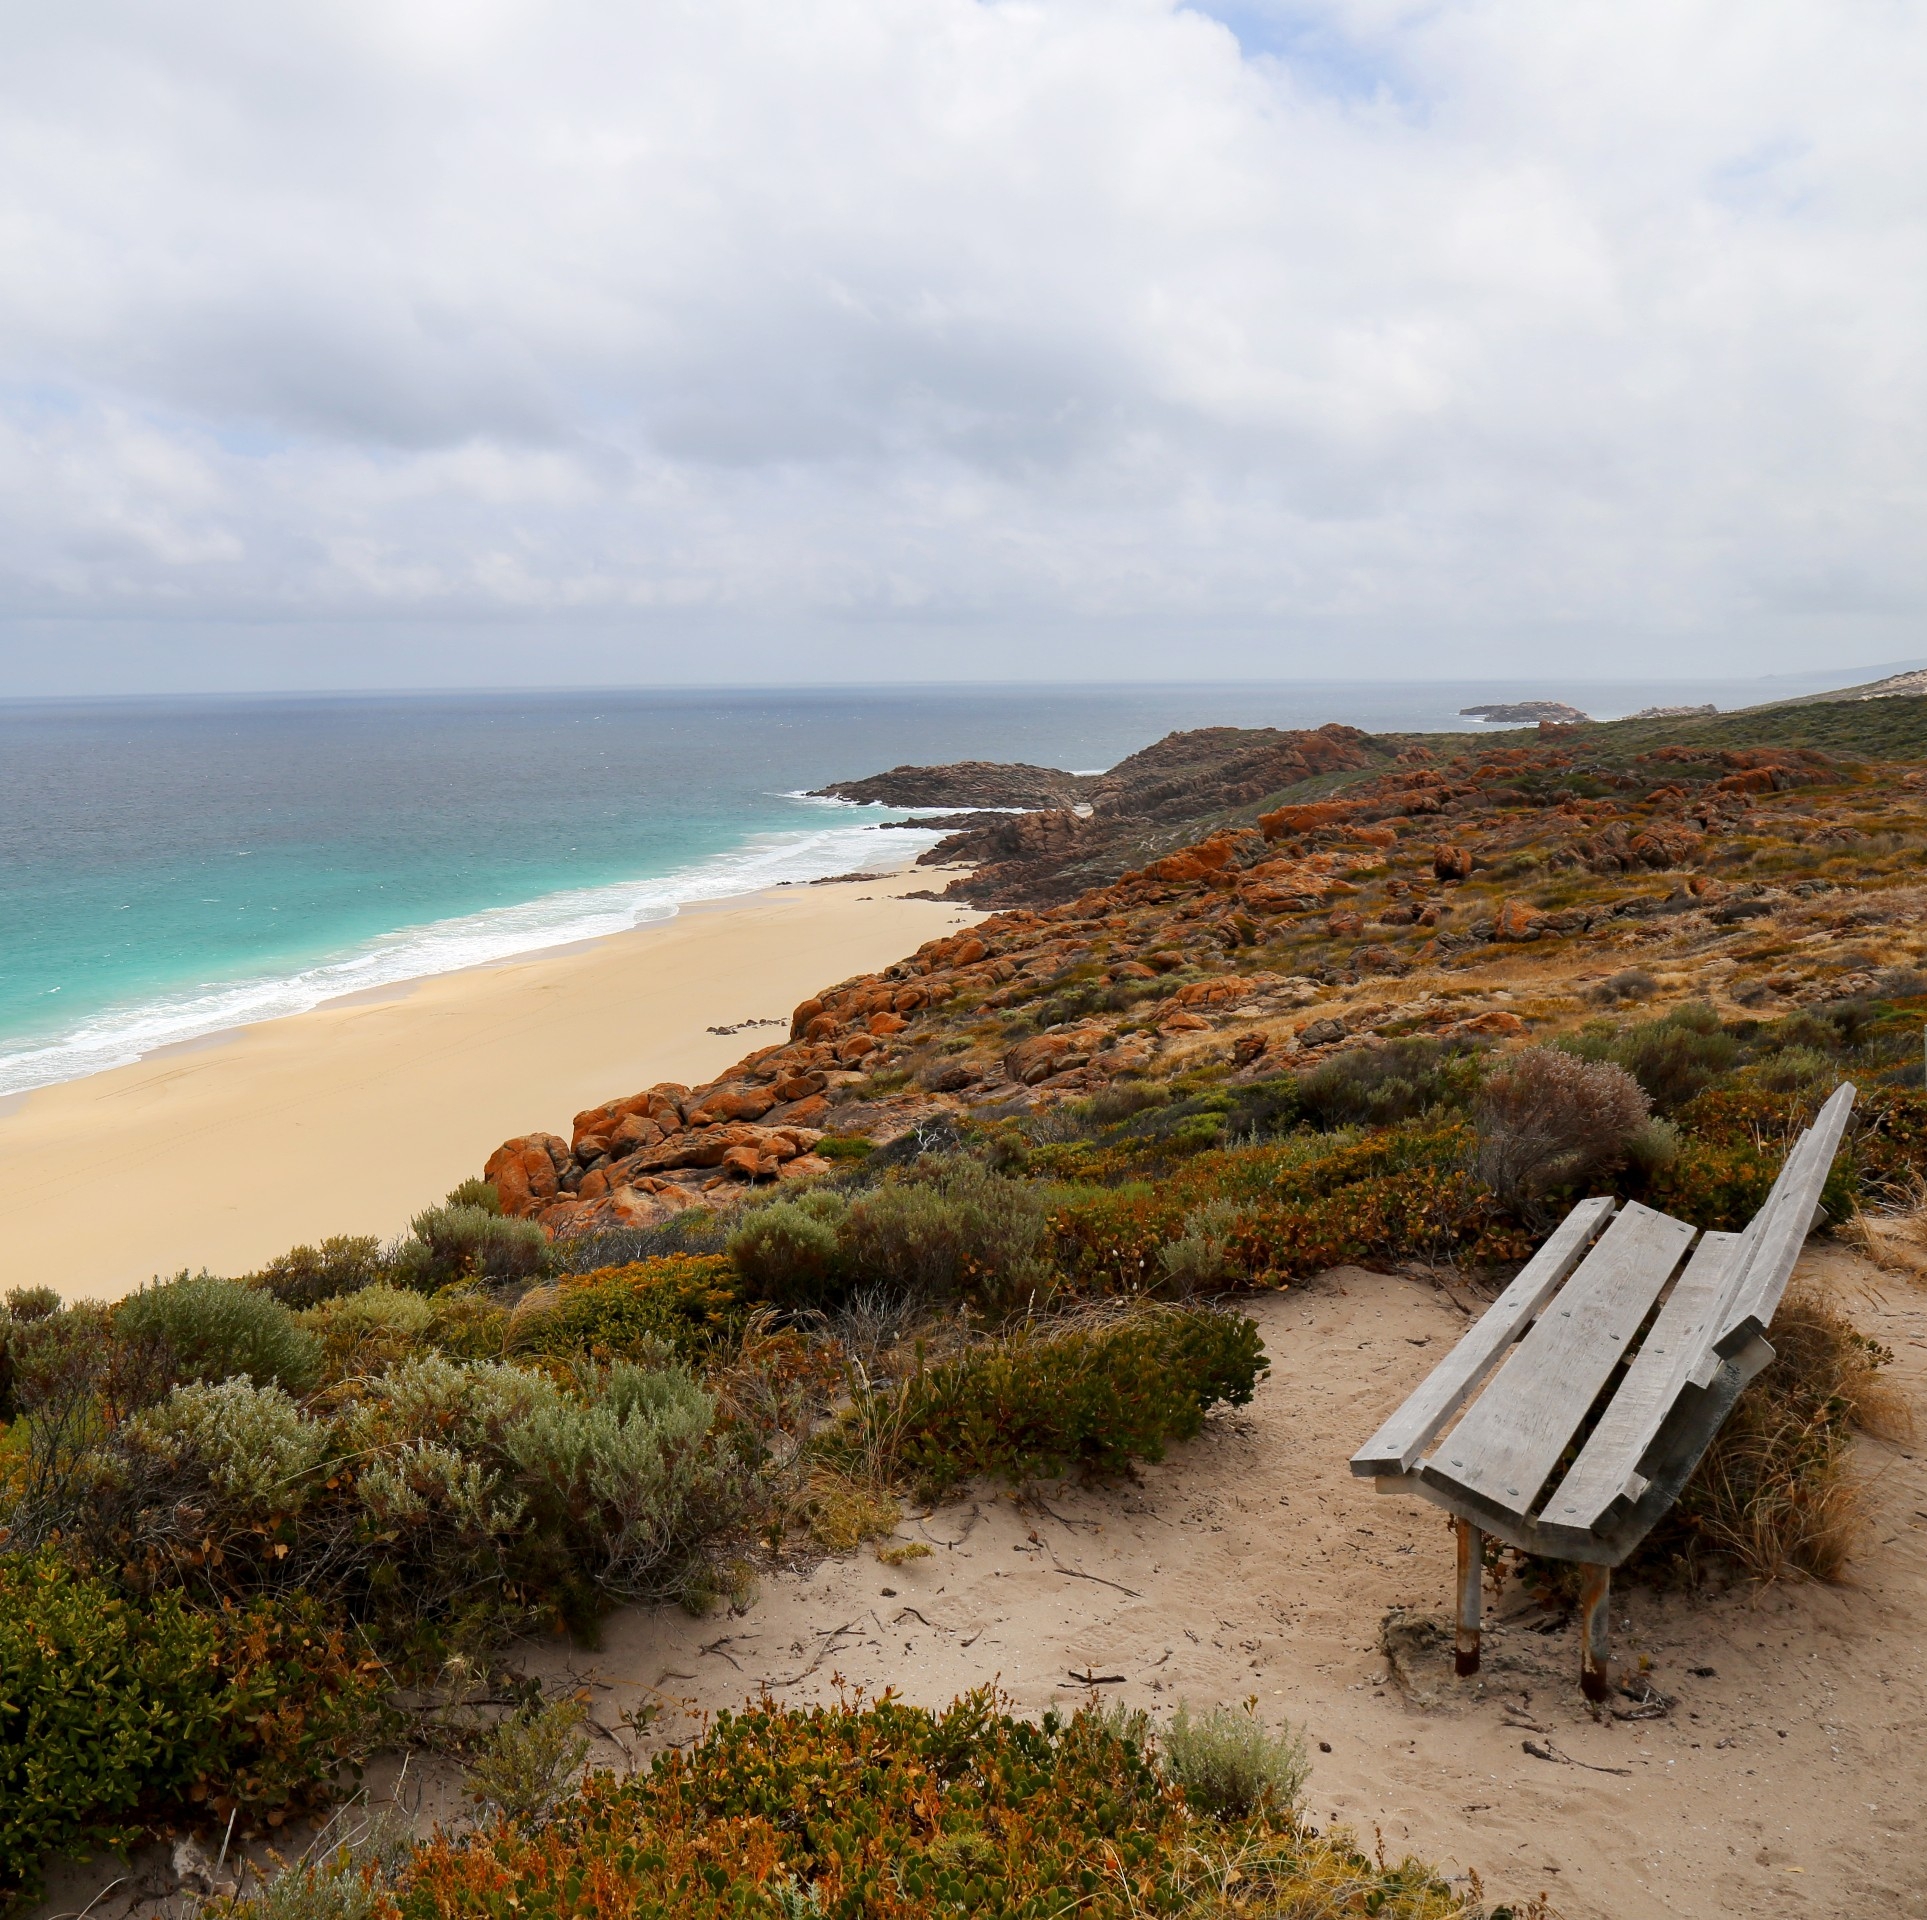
left=1433, top=845, right=1474, bottom=881
left=1326, top=910, right=1365, bottom=939
left=776, top=1153, right=835, bottom=1182
left=1158, top=1009, right=1212, bottom=1033
left=685, top=1083, right=777, bottom=1126
left=1493, top=899, right=1542, bottom=940
left=1171, top=975, right=1258, bottom=1007
left=484, top=1134, right=570, bottom=1216
left=1004, top=1030, right=1100, bottom=1085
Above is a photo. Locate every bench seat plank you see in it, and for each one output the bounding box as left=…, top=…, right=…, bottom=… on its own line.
left=1535, top=1229, right=1741, bottom=1552
left=1418, top=1201, right=1695, bottom=1525
left=1349, top=1196, right=1615, bottom=1477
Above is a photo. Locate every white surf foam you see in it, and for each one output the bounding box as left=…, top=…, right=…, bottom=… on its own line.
left=0, top=819, right=943, bottom=1099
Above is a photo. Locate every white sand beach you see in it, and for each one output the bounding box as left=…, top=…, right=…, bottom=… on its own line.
left=0, top=869, right=978, bottom=1303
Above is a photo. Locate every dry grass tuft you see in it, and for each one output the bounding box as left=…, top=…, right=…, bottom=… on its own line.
left=1845, top=1170, right=1927, bottom=1284
left=799, top=1464, right=900, bottom=1551
left=1646, top=1282, right=1911, bottom=1585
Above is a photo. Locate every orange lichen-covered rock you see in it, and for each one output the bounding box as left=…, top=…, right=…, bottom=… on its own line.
left=1004, top=1030, right=1099, bottom=1085
left=606, top=1110, right=667, bottom=1154
left=1494, top=898, right=1542, bottom=940
left=1259, top=802, right=1356, bottom=840
left=1433, top=845, right=1473, bottom=881
left=1628, top=824, right=1703, bottom=868
left=868, top=1011, right=909, bottom=1036
left=1453, top=1009, right=1528, bottom=1037
left=684, top=1083, right=778, bottom=1126
left=1327, top=910, right=1364, bottom=939
left=484, top=1134, right=570, bottom=1216
left=1171, top=975, right=1258, bottom=1007
left=1158, top=1008, right=1212, bottom=1033
left=770, top=1070, right=828, bottom=1102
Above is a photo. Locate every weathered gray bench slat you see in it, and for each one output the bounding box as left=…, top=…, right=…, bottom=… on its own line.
left=1348, top=1195, right=1615, bottom=1477
left=1417, top=1201, right=1696, bottom=1526
left=1708, top=1082, right=1855, bottom=1364
left=1535, top=1228, right=1740, bottom=1552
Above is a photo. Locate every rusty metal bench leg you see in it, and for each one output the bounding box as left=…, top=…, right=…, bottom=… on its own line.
left=1578, top=1563, right=1612, bottom=1701
left=1454, top=1517, right=1483, bottom=1676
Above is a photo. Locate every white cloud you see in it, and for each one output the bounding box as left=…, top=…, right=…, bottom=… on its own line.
left=0, top=0, right=1922, bottom=688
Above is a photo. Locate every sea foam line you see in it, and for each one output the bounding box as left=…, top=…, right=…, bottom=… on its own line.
left=0, top=819, right=942, bottom=1099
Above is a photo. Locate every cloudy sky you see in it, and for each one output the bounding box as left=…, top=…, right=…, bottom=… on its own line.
left=1, top=0, right=1921, bottom=692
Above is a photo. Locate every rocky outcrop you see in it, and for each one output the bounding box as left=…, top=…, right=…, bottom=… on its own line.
left=811, top=762, right=1093, bottom=809
left=910, top=725, right=1381, bottom=908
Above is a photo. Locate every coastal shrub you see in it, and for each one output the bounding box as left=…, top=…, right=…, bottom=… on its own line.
left=1155, top=1197, right=1243, bottom=1296
left=0, top=1554, right=383, bottom=1901
left=394, top=1692, right=1466, bottom=1920
left=1586, top=967, right=1659, bottom=1007
left=1474, top=1048, right=1649, bottom=1218
left=1610, top=1001, right=1742, bottom=1112
left=2, top=1285, right=60, bottom=1322
left=462, top=1697, right=591, bottom=1824
left=248, top=1235, right=388, bottom=1309
left=1161, top=1700, right=1310, bottom=1818
left=29, top=1351, right=744, bottom=1642
left=116, top=1272, right=322, bottom=1394
left=1045, top=1128, right=1531, bottom=1295
left=841, top=1158, right=1052, bottom=1314
left=824, top=1306, right=1267, bottom=1499
left=728, top=1193, right=849, bottom=1308
left=508, top=1256, right=743, bottom=1365
left=444, top=1178, right=502, bottom=1215
left=404, top=1205, right=550, bottom=1290
left=300, top=1283, right=437, bottom=1380
left=1295, top=1039, right=1474, bottom=1130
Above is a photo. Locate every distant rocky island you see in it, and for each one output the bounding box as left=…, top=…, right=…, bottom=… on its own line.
left=1458, top=699, right=1591, bottom=723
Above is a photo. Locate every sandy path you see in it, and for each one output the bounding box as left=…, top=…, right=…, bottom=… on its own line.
left=0, top=870, right=978, bottom=1301
left=519, top=1255, right=1927, bottom=1919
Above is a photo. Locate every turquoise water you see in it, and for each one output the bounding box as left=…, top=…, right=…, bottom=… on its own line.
left=0, top=677, right=1841, bottom=1096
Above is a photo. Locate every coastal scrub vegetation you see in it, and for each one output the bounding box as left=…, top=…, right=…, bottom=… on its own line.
left=249, top=1691, right=1497, bottom=1920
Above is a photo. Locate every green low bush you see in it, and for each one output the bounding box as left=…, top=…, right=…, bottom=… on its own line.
left=0, top=1554, right=383, bottom=1901
left=400, top=1204, right=550, bottom=1291
left=510, top=1256, right=744, bottom=1364
left=247, top=1235, right=389, bottom=1309
left=727, top=1192, right=849, bottom=1308
left=1161, top=1700, right=1309, bottom=1818
left=115, top=1272, right=321, bottom=1393
left=826, top=1306, right=1268, bottom=1499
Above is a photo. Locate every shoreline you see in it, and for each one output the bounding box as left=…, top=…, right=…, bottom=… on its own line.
left=0, top=866, right=980, bottom=1304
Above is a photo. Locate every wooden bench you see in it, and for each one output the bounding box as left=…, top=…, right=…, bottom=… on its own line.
left=1350, top=1082, right=1856, bottom=1698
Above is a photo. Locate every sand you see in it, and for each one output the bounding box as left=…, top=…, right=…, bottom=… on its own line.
left=491, top=1248, right=1922, bottom=1920
left=0, top=867, right=980, bottom=1303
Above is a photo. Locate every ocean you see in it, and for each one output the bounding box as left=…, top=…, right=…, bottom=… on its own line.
left=0, top=674, right=1853, bottom=1096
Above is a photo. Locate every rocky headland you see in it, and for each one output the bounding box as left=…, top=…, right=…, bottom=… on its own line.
left=485, top=698, right=1927, bottom=1240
